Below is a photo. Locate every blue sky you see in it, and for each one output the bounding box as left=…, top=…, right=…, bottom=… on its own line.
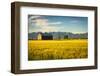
left=28, top=15, right=88, bottom=33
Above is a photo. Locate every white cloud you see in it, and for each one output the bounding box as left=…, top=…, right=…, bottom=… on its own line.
left=29, top=16, right=62, bottom=32
left=34, top=18, right=48, bottom=26
left=41, top=26, right=57, bottom=32
left=33, top=27, right=56, bottom=32
left=49, top=22, right=62, bottom=25
left=32, top=18, right=62, bottom=26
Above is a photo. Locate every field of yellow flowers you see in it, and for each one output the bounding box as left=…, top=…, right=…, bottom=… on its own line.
left=28, top=39, right=88, bottom=60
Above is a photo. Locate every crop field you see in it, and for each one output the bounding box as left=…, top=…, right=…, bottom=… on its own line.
left=28, top=39, right=88, bottom=60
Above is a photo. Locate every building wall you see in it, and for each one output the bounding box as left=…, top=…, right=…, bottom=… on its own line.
left=42, top=35, right=53, bottom=40
left=37, top=33, right=42, bottom=40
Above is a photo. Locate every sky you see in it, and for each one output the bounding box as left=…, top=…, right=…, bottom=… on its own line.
left=28, top=15, right=88, bottom=33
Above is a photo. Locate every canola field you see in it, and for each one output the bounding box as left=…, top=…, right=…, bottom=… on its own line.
left=28, top=39, right=88, bottom=60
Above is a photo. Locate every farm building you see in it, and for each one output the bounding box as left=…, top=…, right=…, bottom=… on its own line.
left=37, top=33, right=42, bottom=40
left=42, top=33, right=53, bottom=40
left=28, top=32, right=87, bottom=40
left=52, top=32, right=67, bottom=40
left=28, top=32, right=68, bottom=40
left=37, top=32, right=53, bottom=40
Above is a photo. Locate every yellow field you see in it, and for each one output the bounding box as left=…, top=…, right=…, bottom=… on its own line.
left=28, top=39, right=88, bottom=60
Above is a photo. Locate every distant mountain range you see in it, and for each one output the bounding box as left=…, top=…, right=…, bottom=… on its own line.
left=28, top=32, right=88, bottom=40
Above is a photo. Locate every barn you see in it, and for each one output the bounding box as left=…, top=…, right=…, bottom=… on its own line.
left=37, top=33, right=42, bottom=40
left=42, top=34, right=53, bottom=40
left=29, top=32, right=87, bottom=40
left=37, top=32, right=53, bottom=40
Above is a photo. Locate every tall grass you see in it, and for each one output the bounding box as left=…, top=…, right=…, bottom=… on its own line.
left=28, top=40, right=88, bottom=60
